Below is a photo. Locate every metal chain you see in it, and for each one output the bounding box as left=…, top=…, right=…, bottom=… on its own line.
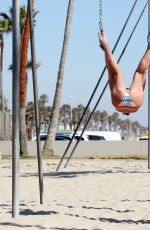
left=99, top=0, right=103, bottom=30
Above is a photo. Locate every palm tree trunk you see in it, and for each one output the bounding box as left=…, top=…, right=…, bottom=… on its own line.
left=43, top=0, right=75, bottom=156
left=20, top=106, right=27, bottom=154
left=0, top=37, right=4, bottom=111
left=20, top=0, right=34, bottom=155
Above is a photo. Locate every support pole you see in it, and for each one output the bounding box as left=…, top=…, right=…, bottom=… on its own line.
left=28, top=0, right=43, bottom=203
left=12, top=0, right=20, bottom=218
left=148, top=0, right=150, bottom=169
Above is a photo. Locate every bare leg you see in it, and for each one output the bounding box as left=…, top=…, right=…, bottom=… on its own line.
left=99, top=30, right=126, bottom=105
left=130, top=45, right=150, bottom=107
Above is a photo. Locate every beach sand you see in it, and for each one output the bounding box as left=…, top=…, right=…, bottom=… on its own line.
left=0, top=158, right=150, bottom=230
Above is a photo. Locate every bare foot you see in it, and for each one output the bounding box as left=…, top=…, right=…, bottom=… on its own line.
left=98, top=29, right=109, bottom=51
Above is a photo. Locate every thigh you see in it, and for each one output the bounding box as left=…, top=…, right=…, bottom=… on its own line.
left=111, top=72, right=126, bottom=96
left=110, top=72, right=126, bottom=105
left=129, top=72, right=144, bottom=106
left=106, top=61, right=126, bottom=91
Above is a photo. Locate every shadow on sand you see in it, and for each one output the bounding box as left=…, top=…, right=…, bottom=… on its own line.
left=19, top=168, right=150, bottom=179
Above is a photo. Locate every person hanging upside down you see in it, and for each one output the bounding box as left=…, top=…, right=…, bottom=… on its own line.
left=99, top=29, right=150, bottom=115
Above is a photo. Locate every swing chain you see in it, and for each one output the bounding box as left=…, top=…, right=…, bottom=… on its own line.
left=99, top=0, right=103, bottom=30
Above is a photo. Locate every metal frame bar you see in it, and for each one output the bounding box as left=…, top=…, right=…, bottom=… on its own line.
left=12, top=0, right=20, bottom=218
left=28, top=0, right=43, bottom=203
left=148, top=0, right=150, bottom=169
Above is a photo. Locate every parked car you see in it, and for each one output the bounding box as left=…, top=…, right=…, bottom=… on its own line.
left=56, top=135, right=76, bottom=141
left=32, top=132, right=47, bottom=141
left=74, top=131, right=121, bottom=141
left=56, top=132, right=76, bottom=141
left=74, top=133, right=105, bottom=141
left=32, top=132, right=76, bottom=141
left=137, top=136, right=148, bottom=140
left=32, top=131, right=121, bottom=141
left=55, top=136, right=70, bottom=141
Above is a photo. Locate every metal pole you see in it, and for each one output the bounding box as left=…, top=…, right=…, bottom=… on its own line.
left=12, top=0, right=20, bottom=218
left=28, top=0, right=43, bottom=203
left=148, top=0, right=150, bottom=169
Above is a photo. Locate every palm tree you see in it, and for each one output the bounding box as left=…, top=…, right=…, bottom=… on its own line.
left=25, top=101, right=35, bottom=139
left=76, top=104, right=85, bottom=128
left=131, top=121, right=140, bottom=137
left=59, top=104, right=70, bottom=130
left=19, top=0, right=37, bottom=155
left=100, top=111, right=108, bottom=130
left=84, top=106, right=91, bottom=130
left=38, top=94, right=49, bottom=125
left=0, top=16, right=11, bottom=111
left=0, top=6, right=28, bottom=112
left=43, top=0, right=75, bottom=156
left=9, top=57, right=40, bottom=154
left=38, top=94, right=48, bottom=108
left=26, top=101, right=34, bottom=120
left=72, top=107, right=78, bottom=131
left=107, top=115, right=113, bottom=131
left=112, top=112, right=119, bottom=131
left=93, top=110, right=101, bottom=130
left=0, top=5, right=33, bottom=153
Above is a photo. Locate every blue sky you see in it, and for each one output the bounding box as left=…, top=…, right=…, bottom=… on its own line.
left=1, top=0, right=148, bottom=126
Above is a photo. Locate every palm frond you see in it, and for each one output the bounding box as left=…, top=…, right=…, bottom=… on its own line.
left=8, top=61, right=41, bottom=71
left=0, top=20, right=12, bottom=34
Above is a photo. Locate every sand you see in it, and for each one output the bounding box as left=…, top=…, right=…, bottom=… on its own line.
left=0, top=158, right=150, bottom=230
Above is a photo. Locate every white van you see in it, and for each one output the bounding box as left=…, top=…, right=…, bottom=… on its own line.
left=74, top=131, right=121, bottom=141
